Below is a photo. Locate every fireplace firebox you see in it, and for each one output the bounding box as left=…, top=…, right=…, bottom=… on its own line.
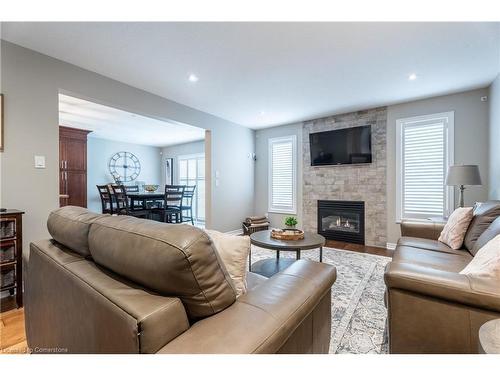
left=317, top=200, right=365, bottom=244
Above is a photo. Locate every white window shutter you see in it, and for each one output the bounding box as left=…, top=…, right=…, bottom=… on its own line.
left=397, top=112, right=454, bottom=221
left=269, top=136, right=297, bottom=214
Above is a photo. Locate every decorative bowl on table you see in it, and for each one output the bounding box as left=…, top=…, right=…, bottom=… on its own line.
left=144, top=184, right=159, bottom=192
left=270, top=228, right=305, bottom=241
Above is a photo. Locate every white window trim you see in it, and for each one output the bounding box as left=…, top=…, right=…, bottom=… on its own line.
left=177, top=152, right=205, bottom=183
left=396, top=111, right=455, bottom=222
left=268, top=135, right=297, bottom=214
left=178, top=152, right=205, bottom=161
left=178, top=153, right=205, bottom=222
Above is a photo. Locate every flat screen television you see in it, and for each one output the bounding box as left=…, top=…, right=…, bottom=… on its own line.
left=309, top=125, right=372, bottom=166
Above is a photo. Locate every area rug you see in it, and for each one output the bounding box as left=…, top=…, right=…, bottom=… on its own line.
left=250, top=246, right=391, bottom=354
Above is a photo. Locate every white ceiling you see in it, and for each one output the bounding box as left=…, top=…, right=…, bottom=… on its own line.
left=3, top=22, right=500, bottom=129
left=59, top=94, right=205, bottom=147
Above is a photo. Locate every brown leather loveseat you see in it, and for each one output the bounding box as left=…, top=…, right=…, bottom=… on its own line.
left=25, top=206, right=336, bottom=354
left=384, top=201, right=500, bottom=353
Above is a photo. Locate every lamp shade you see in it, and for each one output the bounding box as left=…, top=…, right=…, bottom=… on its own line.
left=445, top=165, right=482, bottom=186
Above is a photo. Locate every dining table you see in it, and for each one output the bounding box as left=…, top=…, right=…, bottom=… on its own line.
left=127, top=191, right=164, bottom=208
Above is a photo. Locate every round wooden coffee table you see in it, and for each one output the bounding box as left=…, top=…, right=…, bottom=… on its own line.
left=249, top=230, right=325, bottom=277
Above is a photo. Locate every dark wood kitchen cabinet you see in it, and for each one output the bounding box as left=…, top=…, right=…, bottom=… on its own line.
left=59, top=126, right=92, bottom=208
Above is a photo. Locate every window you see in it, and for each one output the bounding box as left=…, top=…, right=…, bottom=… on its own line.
left=268, top=135, right=297, bottom=214
left=178, top=153, right=205, bottom=224
left=396, top=112, right=454, bottom=221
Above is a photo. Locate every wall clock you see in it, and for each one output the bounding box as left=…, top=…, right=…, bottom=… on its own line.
left=108, top=151, right=141, bottom=183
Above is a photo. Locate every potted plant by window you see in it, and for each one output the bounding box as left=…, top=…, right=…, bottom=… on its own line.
left=284, top=216, right=298, bottom=229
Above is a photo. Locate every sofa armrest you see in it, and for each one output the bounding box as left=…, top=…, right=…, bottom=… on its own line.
left=27, top=240, right=190, bottom=354
left=157, top=260, right=336, bottom=353
left=400, top=220, right=445, bottom=240
left=385, top=262, right=500, bottom=312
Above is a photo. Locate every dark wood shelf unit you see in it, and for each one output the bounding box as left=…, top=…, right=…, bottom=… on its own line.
left=0, top=209, right=24, bottom=308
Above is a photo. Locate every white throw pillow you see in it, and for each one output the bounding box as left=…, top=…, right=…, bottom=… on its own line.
left=460, top=234, right=500, bottom=278
left=438, top=207, right=474, bottom=249
left=205, top=229, right=250, bottom=297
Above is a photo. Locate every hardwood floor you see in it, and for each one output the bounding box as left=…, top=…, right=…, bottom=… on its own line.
left=1, top=297, right=28, bottom=354
left=0, top=241, right=392, bottom=354
left=325, top=240, right=393, bottom=258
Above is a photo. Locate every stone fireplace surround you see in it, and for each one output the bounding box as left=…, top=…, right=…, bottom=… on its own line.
left=302, top=107, right=387, bottom=248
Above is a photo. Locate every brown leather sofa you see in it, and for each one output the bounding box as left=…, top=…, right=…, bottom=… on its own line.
left=25, top=206, right=336, bottom=354
left=384, top=201, right=500, bottom=353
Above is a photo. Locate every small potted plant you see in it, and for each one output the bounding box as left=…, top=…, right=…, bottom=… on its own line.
left=284, top=216, right=298, bottom=230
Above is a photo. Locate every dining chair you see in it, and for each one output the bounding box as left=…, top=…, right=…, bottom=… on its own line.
left=181, top=185, right=196, bottom=225
left=111, top=185, right=150, bottom=219
left=153, top=185, right=185, bottom=223
left=96, top=185, right=113, bottom=214
left=124, top=185, right=145, bottom=210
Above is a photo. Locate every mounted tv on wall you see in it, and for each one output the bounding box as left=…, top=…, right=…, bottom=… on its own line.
left=309, top=125, right=372, bottom=166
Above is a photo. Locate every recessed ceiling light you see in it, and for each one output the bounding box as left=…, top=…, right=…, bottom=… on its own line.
left=188, top=74, right=199, bottom=83
left=408, top=73, right=417, bottom=81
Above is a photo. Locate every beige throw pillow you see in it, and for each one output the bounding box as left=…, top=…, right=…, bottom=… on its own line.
left=460, top=234, right=500, bottom=278
left=438, top=207, right=474, bottom=250
left=205, top=230, right=250, bottom=297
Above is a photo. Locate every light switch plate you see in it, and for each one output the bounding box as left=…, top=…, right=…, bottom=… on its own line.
left=34, top=155, right=46, bottom=169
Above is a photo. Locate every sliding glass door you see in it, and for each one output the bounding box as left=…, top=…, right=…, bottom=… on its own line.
left=178, top=153, right=205, bottom=225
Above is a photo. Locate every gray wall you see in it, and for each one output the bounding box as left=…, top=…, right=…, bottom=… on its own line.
left=161, top=140, right=205, bottom=185
left=489, top=74, right=500, bottom=199
left=254, top=123, right=303, bottom=228
left=87, top=137, right=162, bottom=213
left=255, top=88, right=490, bottom=247
left=0, top=40, right=255, bottom=254
left=386, top=88, right=490, bottom=244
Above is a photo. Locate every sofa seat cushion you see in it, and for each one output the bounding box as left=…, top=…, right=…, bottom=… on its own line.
left=397, top=237, right=466, bottom=255
left=393, top=245, right=473, bottom=273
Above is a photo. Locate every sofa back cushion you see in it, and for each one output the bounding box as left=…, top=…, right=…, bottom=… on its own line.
left=464, top=201, right=500, bottom=254
left=88, top=215, right=236, bottom=320
left=47, top=206, right=103, bottom=257
left=472, top=216, right=500, bottom=256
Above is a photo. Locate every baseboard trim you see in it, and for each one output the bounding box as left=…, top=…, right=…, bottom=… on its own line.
left=386, top=242, right=397, bottom=251
left=225, top=228, right=244, bottom=236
